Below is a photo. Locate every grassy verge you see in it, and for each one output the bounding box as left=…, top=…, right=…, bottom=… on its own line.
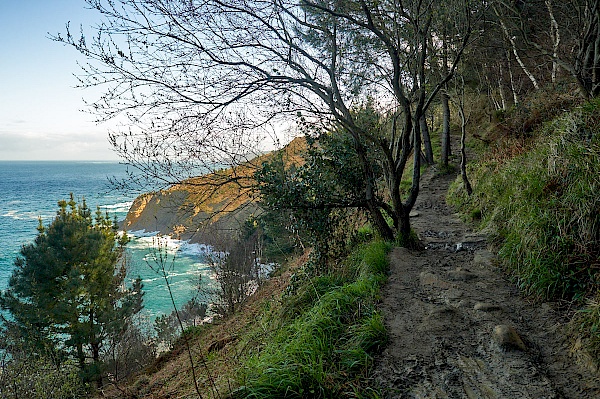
left=448, top=99, right=600, bottom=362
left=235, top=240, right=391, bottom=398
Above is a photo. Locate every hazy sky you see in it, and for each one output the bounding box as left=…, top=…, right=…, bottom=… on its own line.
left=0, top=1, right=119, bottom=161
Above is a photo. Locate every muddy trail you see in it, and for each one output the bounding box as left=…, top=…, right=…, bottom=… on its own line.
left=373, top=170, right=600, bottom=398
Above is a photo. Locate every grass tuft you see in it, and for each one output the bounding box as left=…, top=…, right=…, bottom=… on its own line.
left=236, top=240, right=391, bottom=398
left=574, top=297, right=600, bottom=362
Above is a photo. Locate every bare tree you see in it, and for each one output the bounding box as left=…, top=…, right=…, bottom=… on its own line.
left=206, top=230, right=262, bottom=317
left=492, top=0, right=600, bottom=98
left=452, top=75, right=474, bottom=196
left=420, top=114, right=434, bottom=165
left=493, top=4, right=542, bottom=91
left=56, top=0, right=478, bottom=243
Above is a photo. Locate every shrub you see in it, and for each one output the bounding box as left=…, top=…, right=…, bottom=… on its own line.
left=0, top=356, right=88, bottom=399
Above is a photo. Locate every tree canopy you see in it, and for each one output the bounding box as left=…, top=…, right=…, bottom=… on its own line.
left=55, top=0, right=600, bottom=243
left=0, top=196, right=143, bottom=385
left=57, top=0, right=480, bottom=242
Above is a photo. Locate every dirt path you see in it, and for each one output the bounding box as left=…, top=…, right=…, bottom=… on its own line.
left=373, top=170, right=600, bottom=398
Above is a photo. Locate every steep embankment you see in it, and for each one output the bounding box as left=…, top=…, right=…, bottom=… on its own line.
left=450, top=98, right=600, bottom=358
left=103, top=241, right=390, bottom=398
left=112, top=100, right=600, bottom=398
left=121, top=164, right=600, bottom=399
left=123, top=137, right=306, bottom=242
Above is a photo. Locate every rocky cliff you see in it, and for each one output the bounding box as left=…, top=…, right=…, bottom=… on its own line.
left=122, top=137, right=306, bottom=243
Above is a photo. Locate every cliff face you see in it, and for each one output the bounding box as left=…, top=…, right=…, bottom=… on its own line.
left=123, top=180, right=259, bottom=243
left=123, top=189, right=192, bottom=236
left=123, top=137, right=306, bottom=243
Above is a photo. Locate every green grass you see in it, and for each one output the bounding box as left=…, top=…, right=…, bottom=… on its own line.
left=574, top=297, right=600, bottom=362
left=447, top=98, right=600, bottom=364
left=235, top=240, right=391, bottom=398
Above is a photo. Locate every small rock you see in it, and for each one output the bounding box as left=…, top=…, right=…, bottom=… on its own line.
left=429, top=305, right=459, bottom=318
left=409, top=211, right=420, bottom=218
left=420, top=306, right=462, bottom=332
left=447, top=268, right=477, bottom=282
left=474, top=302, right=502, bottom=312
left=456, top=299, right=471, bottom=308
left=473, top=250, right=495, bottom=267
left=420, top=271, right=453, bottom=288
left=445, top=289, right=464, bottom=300
left=492, top=325, right=526, bottom=351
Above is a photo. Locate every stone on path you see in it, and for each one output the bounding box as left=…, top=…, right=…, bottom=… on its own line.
left=473, top=250, right=495, bottom=267
left=448, top=268, right=477, bottom=282
left=492, top=325, right=526, bottom=351
left=420, top=271, right=454, bottom=288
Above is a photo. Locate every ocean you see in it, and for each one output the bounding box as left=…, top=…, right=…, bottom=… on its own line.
left=0, top=161, right=212, bottom=320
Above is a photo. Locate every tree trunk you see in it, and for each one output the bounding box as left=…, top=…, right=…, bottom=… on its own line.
left=441, top=28, right=451, bottom=168
left=497, top=14, right=540, bottom=90
left=545, top=0, right=561, bottom=83
left=368, top=200, right=394, bottom=241
left=459, top=108, right=473, bottom=196
left=507, top=52, right=520, bottom=106
left=77, top=342, right=85, bottom=371
left=575, top=0, right=600, bottom=98
left=354, top=135, right=395, bottom=241
left=441, top=90, right=451, bottom=167
left=420, top=115, right=434, bottom=164
left=397, top=110, right=423, bottom=249
left=90, top=312, right=103, bottom=389
left=398, top=210, right=412, bottom=243
left=498, top=64, right=507, bottom=110
left=92, top=341, right=103, bottom=389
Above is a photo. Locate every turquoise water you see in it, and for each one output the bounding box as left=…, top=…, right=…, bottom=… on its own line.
left=0, top=161, right=211, bottom=320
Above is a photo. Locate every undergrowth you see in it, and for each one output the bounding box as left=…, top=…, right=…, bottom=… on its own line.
left=448, top=98, right=600, bottom=363
left=235, top=240, right=391, bottom=398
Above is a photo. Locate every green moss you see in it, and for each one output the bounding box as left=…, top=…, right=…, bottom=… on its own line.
left=394, top=228, right=421, bottom=249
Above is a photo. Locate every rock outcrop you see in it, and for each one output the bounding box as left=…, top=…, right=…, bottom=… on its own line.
left=122, top=137, right=306, bottom=243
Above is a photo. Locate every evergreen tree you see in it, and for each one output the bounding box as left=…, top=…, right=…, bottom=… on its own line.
left=0, top=195, right=143, bottom=386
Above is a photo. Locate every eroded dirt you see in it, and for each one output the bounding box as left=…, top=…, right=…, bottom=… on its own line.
left=373, top=171, right=600, bottom=398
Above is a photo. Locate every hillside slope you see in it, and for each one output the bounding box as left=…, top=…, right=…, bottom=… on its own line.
left=109, top=100, right=600, bottom=398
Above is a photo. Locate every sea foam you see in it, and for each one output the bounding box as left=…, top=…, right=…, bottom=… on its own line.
left=1, top=210, right=41, bottom=221
left=100, top=201, right=134, bottom=213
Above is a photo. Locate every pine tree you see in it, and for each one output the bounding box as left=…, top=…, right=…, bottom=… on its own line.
left=0, top=195, right=143, bottom=386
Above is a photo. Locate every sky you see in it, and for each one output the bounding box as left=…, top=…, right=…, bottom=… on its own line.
left=0, top=1, right=119, bottom=161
